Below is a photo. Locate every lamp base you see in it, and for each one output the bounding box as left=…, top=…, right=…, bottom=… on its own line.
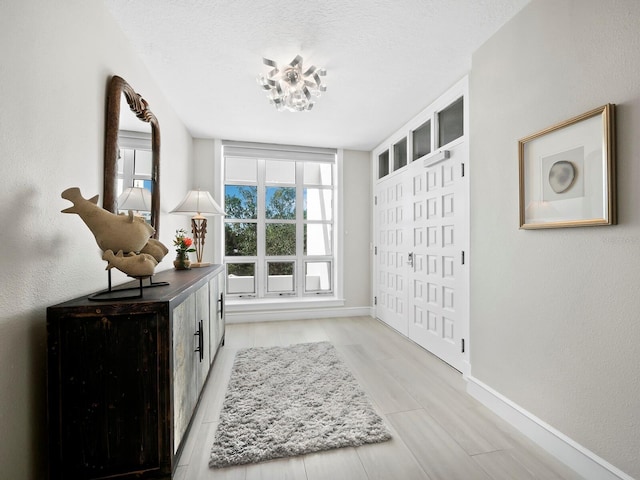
left=190, top=262, right=211, bottom=268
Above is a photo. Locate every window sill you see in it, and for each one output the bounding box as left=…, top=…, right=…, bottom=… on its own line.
left=225, top=296, right=345, bottom=313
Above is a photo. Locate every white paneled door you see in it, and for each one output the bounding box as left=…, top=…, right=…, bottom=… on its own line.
left=375, top=176, right=410, bottom=336
left=407, top=141, right=468, bottom=371
left=375, top=141, right=468, bottom=373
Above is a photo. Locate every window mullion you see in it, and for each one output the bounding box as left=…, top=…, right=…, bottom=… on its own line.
left=257, top=159, right=266, bottom=298
left=296, top=162, right=304, bottom=297
left=121, top=149, right=135, bottom=194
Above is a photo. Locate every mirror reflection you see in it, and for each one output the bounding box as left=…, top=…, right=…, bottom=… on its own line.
left=116, top=125, right=153, bottom=222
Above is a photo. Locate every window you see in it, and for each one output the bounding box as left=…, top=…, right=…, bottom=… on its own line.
left=393, top=137, right=407, bottom=171
left=438, top=96, right=464, bottom=147
left=378, top=149, right=389, bottom=179
left=223, top=142, right=336, bottom=300
left=412, top=119, right=431, bottom=160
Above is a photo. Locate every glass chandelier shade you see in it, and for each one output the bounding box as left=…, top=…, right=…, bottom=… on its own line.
left=258, top=55, right=327, bottom=112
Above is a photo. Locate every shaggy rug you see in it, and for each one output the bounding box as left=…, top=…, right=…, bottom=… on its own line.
left=209, top=341, right=391, bottom=468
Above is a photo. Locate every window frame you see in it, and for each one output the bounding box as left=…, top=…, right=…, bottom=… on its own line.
left=222, top=142, right=339, bottom=303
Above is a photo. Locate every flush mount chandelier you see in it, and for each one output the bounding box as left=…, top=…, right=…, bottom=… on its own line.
left=258, top=55, right=327, bottom=112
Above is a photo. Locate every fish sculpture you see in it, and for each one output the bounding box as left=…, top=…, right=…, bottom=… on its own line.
left=140, top=238, right=169, bottom=262
left=61, top=187, right=155, bottom=253
left=102, top=250, right=158, bottom=278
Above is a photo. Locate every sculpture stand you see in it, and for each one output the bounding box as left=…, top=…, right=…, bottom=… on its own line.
left=88, top=270, right=170, bottom=301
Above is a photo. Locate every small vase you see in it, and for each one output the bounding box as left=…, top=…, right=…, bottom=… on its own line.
left=173, top=252, right=191, bottom=270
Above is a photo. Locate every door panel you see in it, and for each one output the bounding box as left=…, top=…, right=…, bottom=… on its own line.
left=408, top=142, right=467, bottom=371
left=374, top=176, right=409, bottom=336
left=375, top=141, right=468, bottom=372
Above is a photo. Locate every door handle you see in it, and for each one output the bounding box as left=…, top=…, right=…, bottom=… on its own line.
left=194, top=320, right=204, bottom=362
left=407, top=252, right=414, bottom=268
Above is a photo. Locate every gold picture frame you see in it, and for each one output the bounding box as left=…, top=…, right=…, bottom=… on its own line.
left=518, top=104, right=616, bottom=229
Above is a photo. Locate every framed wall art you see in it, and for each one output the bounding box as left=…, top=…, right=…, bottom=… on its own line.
left=518, top=104, right=616, bottom=229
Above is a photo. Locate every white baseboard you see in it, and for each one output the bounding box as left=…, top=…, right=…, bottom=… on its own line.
left=225, top=306, right=373, bottom=323
left=467, top=376, right=634, bottom=480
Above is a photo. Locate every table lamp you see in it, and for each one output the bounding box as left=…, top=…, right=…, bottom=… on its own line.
left=170, top=189, right=225, bottom=267
left=117, top=186, right=152, bottom=214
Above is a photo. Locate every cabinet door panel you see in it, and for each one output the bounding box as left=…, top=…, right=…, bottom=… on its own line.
left=172, top=296, right=197, bottom=453
left=216, top=270, right=225, bottom=346
left=208, top=277, right=219, bottom=361
left=195, top=283, right=210, bottom=390
left=53, top=313, right=160, bottom=478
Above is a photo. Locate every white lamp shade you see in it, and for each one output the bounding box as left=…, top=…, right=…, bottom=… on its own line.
left=170, top=190, right=225, bottom=216
left=117, top=186, right=152, bottom=211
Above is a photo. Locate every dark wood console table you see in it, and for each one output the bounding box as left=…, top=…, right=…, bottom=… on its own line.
left=47, top=265, right=225, bottom=479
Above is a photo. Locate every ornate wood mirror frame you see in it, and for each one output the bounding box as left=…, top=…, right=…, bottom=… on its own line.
left=104, top=75, right=160, bottom=238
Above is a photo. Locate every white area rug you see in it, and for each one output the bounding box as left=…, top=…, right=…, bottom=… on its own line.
left=209, top=341, right=391, bottom=468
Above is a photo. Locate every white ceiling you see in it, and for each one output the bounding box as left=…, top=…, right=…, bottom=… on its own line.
left=104, top=0, right=529, bottom=151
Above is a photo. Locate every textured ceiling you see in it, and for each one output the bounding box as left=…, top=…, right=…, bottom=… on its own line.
left=104, top=0, right=529, bottom=151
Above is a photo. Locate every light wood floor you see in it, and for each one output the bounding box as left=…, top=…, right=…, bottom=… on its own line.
left=174, top=316, right=583, bottom=480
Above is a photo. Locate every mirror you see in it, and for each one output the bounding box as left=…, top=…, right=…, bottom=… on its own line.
left=104, top=75, right=160, bottom=238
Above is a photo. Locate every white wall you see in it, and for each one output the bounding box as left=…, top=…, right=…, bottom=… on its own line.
left=192, top=138, right=224, bottom=264
left=470, top=0, right=640, bottom=477
left=342, top=150, right=372, bottom=308
left=0, top=1, right=195, bottom=477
